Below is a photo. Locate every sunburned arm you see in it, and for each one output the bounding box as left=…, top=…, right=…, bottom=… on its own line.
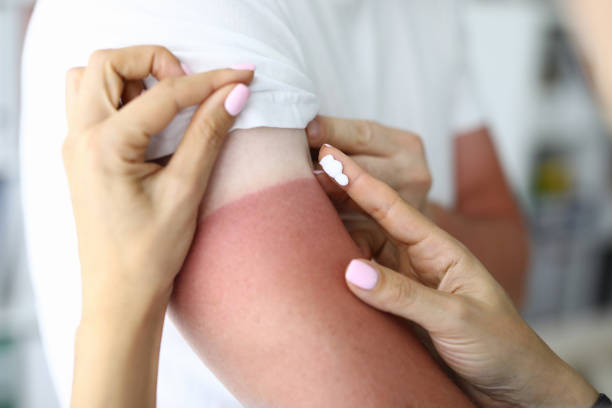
left=170, top=128, right=474, bottom=407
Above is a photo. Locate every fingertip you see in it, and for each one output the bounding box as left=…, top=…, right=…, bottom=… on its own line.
left=306, top=118, right=322, bottom=146
left=225, top=66, right=256, bottom=85
left=345, top=259, right=379, bottom=291
left=224, top=83, right=251, bottom=116
left=318, top=145, right=352, bottom=187
left=317, top=143, right=344, bottom=162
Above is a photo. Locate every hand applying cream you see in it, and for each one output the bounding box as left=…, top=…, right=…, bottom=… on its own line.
left=319, top=152, right=349, bottom=186
left=317, top=143, right=601, bottom=408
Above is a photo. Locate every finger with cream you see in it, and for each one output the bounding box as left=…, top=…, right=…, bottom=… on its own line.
left=319, top=154, right=349, bottom=186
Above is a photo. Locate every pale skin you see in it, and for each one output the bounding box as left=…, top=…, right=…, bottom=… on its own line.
left=318, top=144, right=599, bottom=408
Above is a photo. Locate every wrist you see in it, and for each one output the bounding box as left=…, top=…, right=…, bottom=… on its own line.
left=80, top=265, right=173, bottom=322
left=530, top=356, right=598, bottom=408
left=73, top=294, right=167, bottom=408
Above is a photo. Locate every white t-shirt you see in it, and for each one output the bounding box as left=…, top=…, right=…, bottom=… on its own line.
left=20, top=1, right=484, bottom=407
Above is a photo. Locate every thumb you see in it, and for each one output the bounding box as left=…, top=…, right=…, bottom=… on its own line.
left=344, top=259, right=453, bottom=330
left=163, top=82, right=250, bottom=198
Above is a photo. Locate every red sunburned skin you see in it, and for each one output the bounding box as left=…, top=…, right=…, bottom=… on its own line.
left=171, top=178, right=473, bottom=407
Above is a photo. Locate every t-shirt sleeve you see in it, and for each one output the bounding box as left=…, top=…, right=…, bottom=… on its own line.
left=142, top=0, right=320, bottom=158
left=53, top=0, right=321, bottom=159
left=450, top=3, right=487, bottom=136
left=450, top=68, right=486, bottom=135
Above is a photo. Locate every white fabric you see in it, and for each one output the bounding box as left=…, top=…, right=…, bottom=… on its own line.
left=20, top=1, right=485, bottom=407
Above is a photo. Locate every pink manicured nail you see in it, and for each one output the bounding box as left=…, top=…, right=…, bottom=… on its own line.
left=313, top=169, right=324, bottom=175
left=231, top=63, right=256, bottom=71
left=224, top=84, right=250, bottom=116
left=345, top=260, right=378, bottom=290
left=181, top=62, right=192, bottom=75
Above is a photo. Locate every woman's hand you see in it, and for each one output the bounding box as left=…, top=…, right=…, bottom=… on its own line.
left=318, top=144, right=599, bottom=408
left=307, top=116, right=431, bottom=264
left=307, top=116, right=431, bottom=210
left=64, top=45, right=253, bottom=408
left=64, top=45, right=253, bottom=315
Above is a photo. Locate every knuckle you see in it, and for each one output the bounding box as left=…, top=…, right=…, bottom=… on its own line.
left=155, top=77, right=182, bottom=112
left=370, top=190, right=401, bottom=224
left=398, top=130, right=425, bottom=152
left=381, top=276, right=415, bottom=311
left=195, top=115, right=227, bottom=150
left=450, top=300, right=475, bottom=322
left=65, top=67, right=82, bottom=85
left=148, top=44, right=169, bottom=54
left=88, top=49, right=112, bottom=67
left=356, top=120, right=376, bottom=148
left=157, top=76, right=179, bottom=92
left=61, top=137, right=75, bottom=164
left=417, top=169, right=432, bottom=191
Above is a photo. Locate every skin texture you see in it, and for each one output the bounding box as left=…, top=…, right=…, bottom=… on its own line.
left=307, top=117, right=528, bottom=306
left=63, top=46, right=255, bottom=408
left=317, top=144, right=598, bottom=408
left=171, top=178, right=474, bottom=407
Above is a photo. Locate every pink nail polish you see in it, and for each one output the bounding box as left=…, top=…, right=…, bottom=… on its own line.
left=345, top=260, right=378, bottom=290
left=313, top=169, right=324, bottom=175
left=181, top=62, right=192, bottom=75
left=224, top=84, right=250, bottom=116
left=231, top=63, right=256, bottom=71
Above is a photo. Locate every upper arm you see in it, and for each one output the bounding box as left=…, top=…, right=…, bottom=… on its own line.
left=170, top=126, right=473, bottom=407
left=454, top=126, right=521, bottom=218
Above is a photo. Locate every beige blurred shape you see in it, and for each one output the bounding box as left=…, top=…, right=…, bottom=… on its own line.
left=562, top=0, right=612, bottom=127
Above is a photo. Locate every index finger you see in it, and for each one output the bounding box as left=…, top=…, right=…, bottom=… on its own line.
left=105, top=68, right=254, bottom=159
left=307, top=116, right=394, bottom=155
left=318, top=144, right=467, bottom=285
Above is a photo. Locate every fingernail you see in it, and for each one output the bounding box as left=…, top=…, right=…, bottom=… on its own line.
left=224, top=83, right=251, bottom=116
left=313, top=169, right=324, bottom=175
left=306, top=119, right=321, bottom=142
left=319, top=154, right=349, bottom=186
left=346, top=260, right=378, bottom=290
left=181, top=62, right=192, bottom=75
left=231, top=63, right=256, bottom=71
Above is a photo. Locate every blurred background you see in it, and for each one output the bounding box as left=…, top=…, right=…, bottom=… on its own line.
left=1, top=0, right=611, bottom=406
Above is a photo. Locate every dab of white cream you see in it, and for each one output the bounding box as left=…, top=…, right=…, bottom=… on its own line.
left=319, top=154, right=349, bottom=186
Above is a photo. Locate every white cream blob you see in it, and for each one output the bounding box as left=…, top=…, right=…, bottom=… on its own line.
left=319, top=154, right=349, bottom=186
